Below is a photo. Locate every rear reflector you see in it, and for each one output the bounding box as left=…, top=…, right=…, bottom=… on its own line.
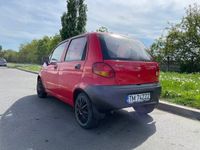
left=156, top=67, right=160, bottom=77
left=92, top=62, right=115, bottom=78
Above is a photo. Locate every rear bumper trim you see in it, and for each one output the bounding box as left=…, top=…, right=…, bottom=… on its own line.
left=85, top=83, right=161, bottom=112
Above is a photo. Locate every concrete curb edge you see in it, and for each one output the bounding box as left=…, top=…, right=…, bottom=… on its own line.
left=14, top=67, right=38, bottom=75
left=158, top=101, right=200, bottom=121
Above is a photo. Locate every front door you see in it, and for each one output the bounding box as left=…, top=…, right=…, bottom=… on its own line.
left=45, top=42, right=67, bottom=94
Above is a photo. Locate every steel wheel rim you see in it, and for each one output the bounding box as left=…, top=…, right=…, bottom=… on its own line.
left=75, top=96, right=89, bottom=125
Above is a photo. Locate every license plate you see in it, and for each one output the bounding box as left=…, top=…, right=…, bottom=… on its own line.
left=126, top=93, right=151, bottom=104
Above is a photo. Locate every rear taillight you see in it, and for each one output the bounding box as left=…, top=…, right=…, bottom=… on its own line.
left=92, top=62, right=115, bottom=78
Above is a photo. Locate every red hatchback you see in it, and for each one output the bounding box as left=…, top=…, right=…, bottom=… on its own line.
left=37, top=32, right=161, bottom=129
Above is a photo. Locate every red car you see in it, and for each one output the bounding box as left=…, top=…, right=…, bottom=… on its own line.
left=37, top=32, right=161, bottom=129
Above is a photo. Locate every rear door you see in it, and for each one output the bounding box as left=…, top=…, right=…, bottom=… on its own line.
left=44, top=42, right=67, bottom=94
left=99, top=34, right=159, bottom=85
left=58, top=36, right=87, bottom=104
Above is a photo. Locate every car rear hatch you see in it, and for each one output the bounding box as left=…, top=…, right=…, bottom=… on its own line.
left=104, top=60, right=159, bottom=85
left=99, top=33, right=159, bottom=85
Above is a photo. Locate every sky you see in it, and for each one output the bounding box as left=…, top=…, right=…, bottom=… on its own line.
left=0, top=0, right=199, bottom=51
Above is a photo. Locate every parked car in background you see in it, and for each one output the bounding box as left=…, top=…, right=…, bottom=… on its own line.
left=0, top=58, right=7, bottom=66
left=37, top=32, right=161, bottom=129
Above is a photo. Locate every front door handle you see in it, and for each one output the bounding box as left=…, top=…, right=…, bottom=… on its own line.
left=75, top=64, right=81, bottom=70
left=54, top=64, right=58, bottom=69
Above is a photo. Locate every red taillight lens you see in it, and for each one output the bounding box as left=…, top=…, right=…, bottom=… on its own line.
left=92, top=62, right=115, bottom=78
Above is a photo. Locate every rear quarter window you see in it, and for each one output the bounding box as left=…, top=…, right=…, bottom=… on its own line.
left=99, top=34, right=151, bottom=61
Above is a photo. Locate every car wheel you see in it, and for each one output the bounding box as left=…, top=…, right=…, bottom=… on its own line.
left=37, top=78, right=47, bottom=98
left=75, top=92, right=99, bottom=129
left=133, top=104, right=156, bottom=115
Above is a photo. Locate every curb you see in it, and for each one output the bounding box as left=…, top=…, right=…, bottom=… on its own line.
left=14, top=67, right=38, bottom=74
left=158, top=101, right=200, bottom=121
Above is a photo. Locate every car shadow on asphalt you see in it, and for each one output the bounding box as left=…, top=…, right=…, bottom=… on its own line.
left=0, top=95, right=156, bottom=150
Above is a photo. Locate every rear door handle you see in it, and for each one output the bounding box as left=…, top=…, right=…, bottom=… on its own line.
left=75, top=64, right=81, bottom=70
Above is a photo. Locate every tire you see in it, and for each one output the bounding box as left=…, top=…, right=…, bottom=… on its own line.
left=75, top=92, right=100, bottom=129
left=133, top=104, right=156, bottom=115
left=37, top=78, right=47, bottom=98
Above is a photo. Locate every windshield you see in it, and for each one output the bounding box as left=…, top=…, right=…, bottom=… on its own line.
left=99, top=34, right=151, bottom=61
left=0, top=58, right=6, bottom=62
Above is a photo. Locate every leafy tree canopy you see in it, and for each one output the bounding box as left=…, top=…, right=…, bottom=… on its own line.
left=3, top=34, right=61, bottom=64
left=96, top=26, right=109, bottom=32
left=151, top=3, right=200, bottom=72
left=60, top=0, right=87, bottom=40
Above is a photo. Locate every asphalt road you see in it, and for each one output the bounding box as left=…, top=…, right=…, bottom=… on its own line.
left=0, top=67, right=200, bottom=150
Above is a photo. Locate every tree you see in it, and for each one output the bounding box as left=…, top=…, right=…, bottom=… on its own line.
left=35, top=36, right=51, bottom=64
left=16, top=34, right=61, bottom=64
left=3, top=50, right=18, bottom=62
left=0, top=45, right=3, bottom=57
left=76, top=0, right=87, bottom=34
left=60, top=0, right=87, bottom=40
left=96, top=26, right=109, bottom=32
left=18, top=40, right=39, bottom=63
left=48, top=34, right=61, bottom=52
left=151, top=3, right=200, bottom=73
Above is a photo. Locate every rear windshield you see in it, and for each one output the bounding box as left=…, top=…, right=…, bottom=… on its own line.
left=99, top=34, right=151, bottom=61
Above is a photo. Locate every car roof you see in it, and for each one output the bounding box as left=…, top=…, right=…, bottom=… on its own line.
left=58, top=32, right=140, bottom=45
left=59, top=32, right=120, bottom=43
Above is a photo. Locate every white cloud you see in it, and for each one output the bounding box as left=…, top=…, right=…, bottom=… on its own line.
left=87, top=0, right=200, bottom=45
left=0, top=0, right=65, bottom=50
left=0, top=0, right=200, bottom=50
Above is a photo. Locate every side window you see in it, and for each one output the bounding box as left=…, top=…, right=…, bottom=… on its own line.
left=65, top=37, right=87, bottom=61
left=50, top=42, right=66, bottom=63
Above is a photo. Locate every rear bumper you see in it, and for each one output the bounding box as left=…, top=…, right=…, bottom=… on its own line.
left=85, top=83, right=161, bottom=112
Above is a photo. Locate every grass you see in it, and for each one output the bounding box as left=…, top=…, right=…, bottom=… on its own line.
left=7, top=63, right=41, bottom=72
left=160, top=72, right=200, bottom=109
left=7, top=63, right=200, bottom=109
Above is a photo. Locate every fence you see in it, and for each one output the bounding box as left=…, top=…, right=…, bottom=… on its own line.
left=160, top=64, right=180, bottom=72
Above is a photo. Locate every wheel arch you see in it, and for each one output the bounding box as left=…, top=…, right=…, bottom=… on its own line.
left=37, top=75, right=47, bottom=90
left=73, top=88, right=90, bottom=105
left=37, top=75, right=41, bottom=81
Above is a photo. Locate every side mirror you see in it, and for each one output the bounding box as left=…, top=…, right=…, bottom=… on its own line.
left=50, top=58, right=58, bottom=65
left=42, top=56, right=49, bottom=66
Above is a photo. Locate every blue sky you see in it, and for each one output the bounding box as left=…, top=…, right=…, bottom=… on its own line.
left=0, top=0, right=199, bottom=51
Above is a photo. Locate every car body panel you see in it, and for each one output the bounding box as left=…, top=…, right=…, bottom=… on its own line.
left=58, top=60, right=85, bottom=105
left=104, top=60, right=159, bottom=85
